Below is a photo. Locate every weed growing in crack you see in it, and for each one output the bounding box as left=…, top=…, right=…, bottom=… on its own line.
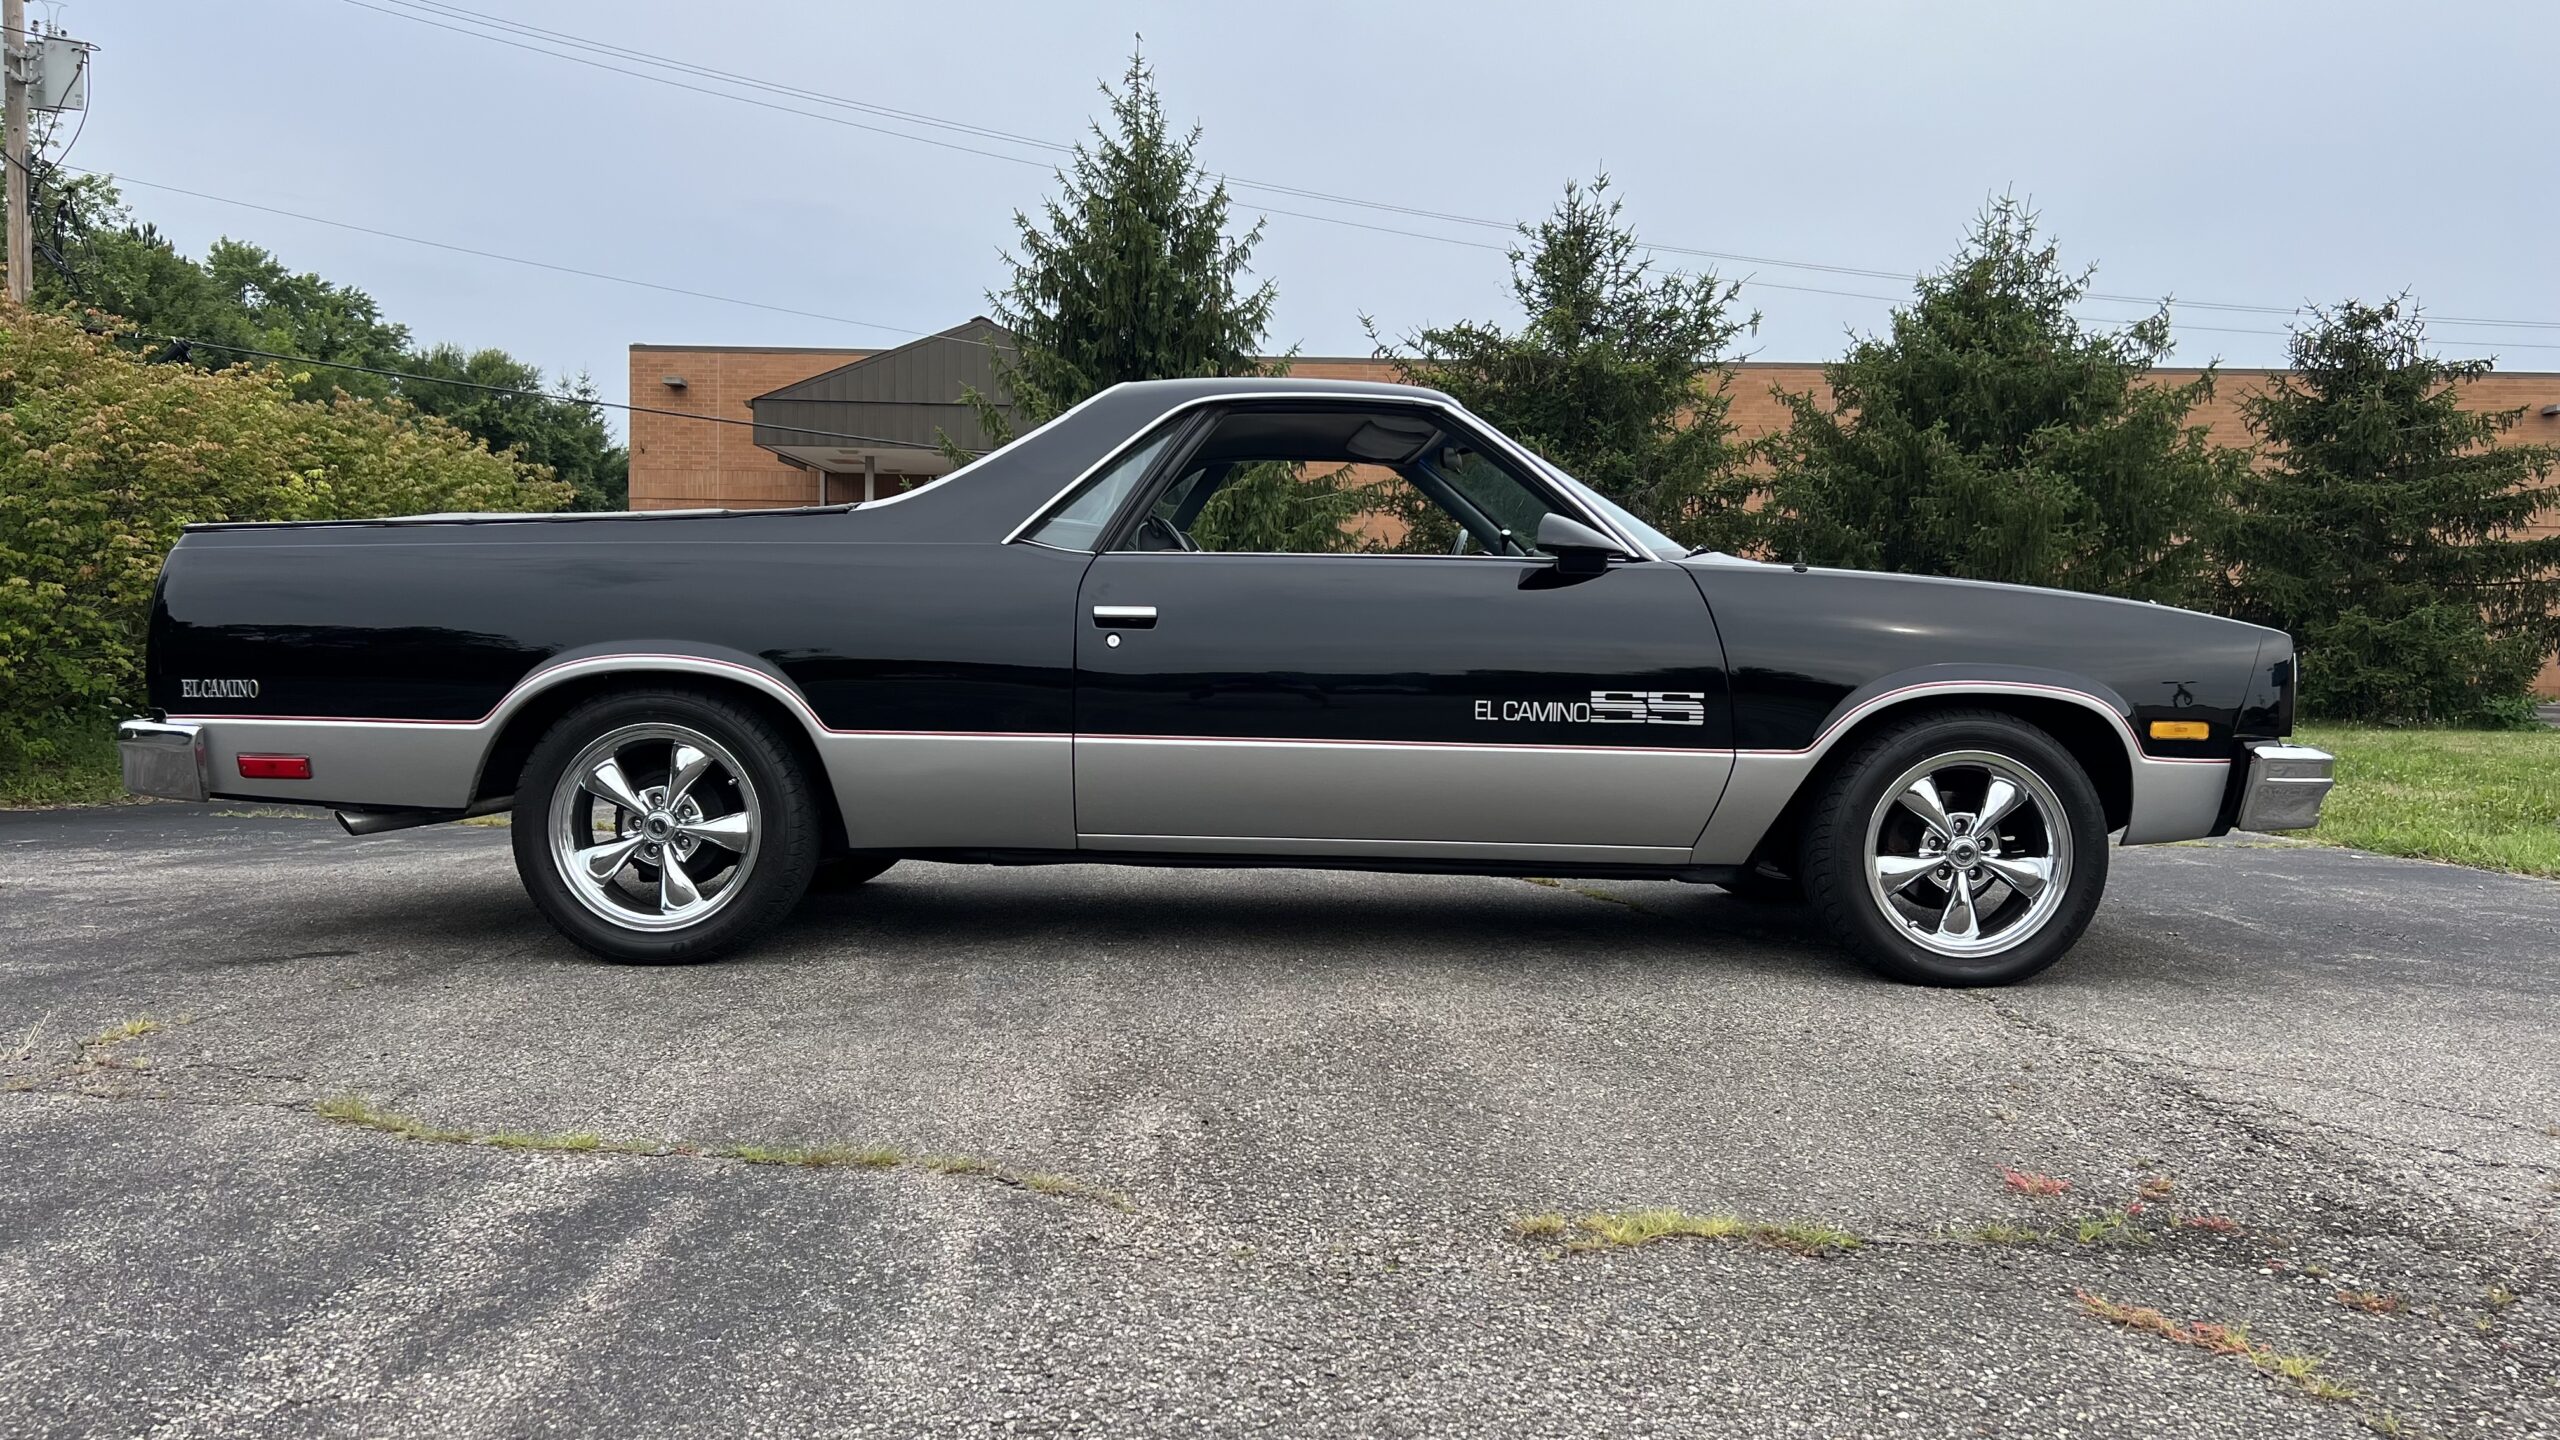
left=1520, top=1208, right=1858, bottom=1258
left=2002, top=1168, right=2070, bottom=1197
left=921, top=1154, right=997, bottom=1176
left=311, top=1096, right=1128, bottom=1208
left=723, top=1142, right=906, bottom=1169
left=83, top=1016, right=160, bottom=1048
left=1017, top=1172, right=1132, bottom=1208
left=2075, top=1206, right=2157, bottom=1247
left=2077, top=1290, right=2361, bottom=1405
left=1966, top=1220, right=2049, bottom=1245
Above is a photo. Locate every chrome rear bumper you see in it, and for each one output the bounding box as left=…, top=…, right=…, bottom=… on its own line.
left=2237, top=741, right=2335, bottom=832
left=118, top=719, right=209, bottom=803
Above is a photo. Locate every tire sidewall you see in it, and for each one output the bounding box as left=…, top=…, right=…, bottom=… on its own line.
left=1802, top=712, right=2110, bottom=986
left=512, top=689, right=821, bottom=964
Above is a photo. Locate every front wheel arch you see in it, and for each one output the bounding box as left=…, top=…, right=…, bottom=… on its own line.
left=1745, top=693, right=2133, bottom=876
left=1796, top=708, right=2112, bottom=986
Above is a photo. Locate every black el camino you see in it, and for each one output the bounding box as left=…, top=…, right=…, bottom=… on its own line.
left=118, top=377, right=2335, bottom=985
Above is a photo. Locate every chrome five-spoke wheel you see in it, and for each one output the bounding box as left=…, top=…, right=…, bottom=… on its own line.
left=546, top=722, right=762, bottom=933
left=1863, top=749, right=2072, bottom=959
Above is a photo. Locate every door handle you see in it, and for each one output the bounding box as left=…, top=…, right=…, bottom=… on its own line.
left=1092, top=605, right=1158, bottom=629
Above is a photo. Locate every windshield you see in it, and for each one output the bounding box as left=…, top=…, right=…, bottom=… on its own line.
left=1527, top=456, right=1686, bottom=560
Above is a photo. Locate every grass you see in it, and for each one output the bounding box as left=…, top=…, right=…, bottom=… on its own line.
left=0, top=718, right=125, bottom=809
left=2077, top=1289, right=2361, bottom=1404
left=1966, top=1220, right=2049, bottom=1245
left=2293, top=723, right=2560, bottom=877
left=1514, top=1208, right=1860, bottom=1257
left=311, top=1095, right=1129, bottom=1207
left=83, top=1016, right=162, bottom=1048
left=722, top=1141, right=907, bottom=1168
left=2073, top=1207, right=2157, bottom=1247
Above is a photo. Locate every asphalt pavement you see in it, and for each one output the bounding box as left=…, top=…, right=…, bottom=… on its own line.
left=2, top=805, right=2554, bottom=1438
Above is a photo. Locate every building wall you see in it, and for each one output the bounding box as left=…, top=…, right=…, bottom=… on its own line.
left=627, top=345, right=878, bottom=510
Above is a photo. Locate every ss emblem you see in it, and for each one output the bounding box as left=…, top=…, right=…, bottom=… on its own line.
left=1591, top=690, right=1707, bottom=725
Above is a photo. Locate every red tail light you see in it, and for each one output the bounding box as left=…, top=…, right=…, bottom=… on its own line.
left=237, top=754, right=312, bottom=780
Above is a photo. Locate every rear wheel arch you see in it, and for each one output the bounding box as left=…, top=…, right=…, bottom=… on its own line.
left=470, top=660, right=850, bottom=855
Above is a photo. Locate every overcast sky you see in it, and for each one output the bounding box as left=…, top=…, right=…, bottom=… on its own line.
left=64, top=0, right=2560, bottom=433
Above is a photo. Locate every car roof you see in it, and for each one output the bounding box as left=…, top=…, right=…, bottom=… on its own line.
left=1097, top=375, right=1459, bottom=407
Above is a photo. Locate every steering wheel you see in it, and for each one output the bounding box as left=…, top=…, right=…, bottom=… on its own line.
left=1138, top=514, right=1199, bottom=552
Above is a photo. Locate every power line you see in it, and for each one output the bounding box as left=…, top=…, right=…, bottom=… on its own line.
left=80, top=164, right=2560, bottom=358
left=79, top=168, right=982, bottom=345
left=151, top=334, right=987, bottom=453
left=344, top=0, right=2560, bottom=337
left=94, top=166, right=2560, bottom=359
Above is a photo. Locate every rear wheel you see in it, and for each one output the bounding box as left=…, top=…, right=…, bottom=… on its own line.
left=512, top=688, right=819, bottom=963
left=1798, top=710, right=2108, bottom=986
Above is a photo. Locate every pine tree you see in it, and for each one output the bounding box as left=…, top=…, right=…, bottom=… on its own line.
left=2223, top=300, right=2560, bottom=724
left=973, top=48, right=1280, bottom=438
left=1757, top=198, right=2242, bottom=603
left=1374, top=176, right=1755, bottom=552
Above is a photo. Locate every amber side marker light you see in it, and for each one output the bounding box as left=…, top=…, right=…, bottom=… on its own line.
left=2148, top=721, right=2211, bottom=742
left=237, top=754, right=313, bottom=780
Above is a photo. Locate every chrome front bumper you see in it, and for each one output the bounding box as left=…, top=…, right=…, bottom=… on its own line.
left=2237, top=740, right=2335, bottom=832
left=118, top=719, right=209, bottom=803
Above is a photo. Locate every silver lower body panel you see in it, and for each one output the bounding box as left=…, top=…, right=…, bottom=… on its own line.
left=821, top=733, right=1074, bottom=851
left=1073, top=737, right=1733, bottom=858
left=1688, top=748, right=2236, bottom=864
left=155, top=718, right=488, bottom=809
left=1079, top=833, right=1697, bottom=865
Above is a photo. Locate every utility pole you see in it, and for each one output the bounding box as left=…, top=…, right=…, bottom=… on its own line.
left=2, top=0, right=26, bottom=304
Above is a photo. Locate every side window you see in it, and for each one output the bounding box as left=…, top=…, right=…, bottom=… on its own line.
left=1021, top=428, right=1179, bottom=550
left=1116, top=407, right=1565, bottom=557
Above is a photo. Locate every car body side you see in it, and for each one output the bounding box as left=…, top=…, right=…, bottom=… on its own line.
left=128, top=378, right=2298, bottom=874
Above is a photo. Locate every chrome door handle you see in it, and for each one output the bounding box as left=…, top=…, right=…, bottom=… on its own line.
left=1092, top=605, right=1158, bottom=628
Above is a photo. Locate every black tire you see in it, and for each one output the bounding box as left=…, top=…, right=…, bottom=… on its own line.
left=811, top=854, right=898, bottom=892
left=1796, top=709, right=2108, bottom=986
left=1715, top=862, right=1805, bottom=905
left=511, top=687, right=821, bottom=963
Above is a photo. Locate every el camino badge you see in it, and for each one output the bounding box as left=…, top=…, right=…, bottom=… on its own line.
left=1474, top=690, right=1705, bottom=726
left=180, top=678, right=262, bottom=700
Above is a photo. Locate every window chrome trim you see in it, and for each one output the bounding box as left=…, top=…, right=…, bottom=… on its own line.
left=997, top=390, right=1655, bottom=558
left=860, top=385, right=1121, bottom=511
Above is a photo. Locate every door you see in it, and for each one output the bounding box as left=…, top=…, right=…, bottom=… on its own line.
left=1044, top=402, right=1734, bottom=864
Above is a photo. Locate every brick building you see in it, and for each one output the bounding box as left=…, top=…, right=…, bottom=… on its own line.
left=628, top=324, right=2560, bottom=691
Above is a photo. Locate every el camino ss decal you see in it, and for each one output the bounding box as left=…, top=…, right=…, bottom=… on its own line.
left=1473, top=690, right=1707, bottom=725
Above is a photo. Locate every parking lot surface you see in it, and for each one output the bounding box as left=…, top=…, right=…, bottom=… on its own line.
left=3, top=806, right=2556, bottom=1437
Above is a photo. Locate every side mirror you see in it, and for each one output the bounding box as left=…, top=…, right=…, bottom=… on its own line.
left=1535, top=512, right=1628, bottom=576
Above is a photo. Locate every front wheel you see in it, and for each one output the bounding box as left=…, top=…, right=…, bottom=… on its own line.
left=512, top=688, right=821, bottom=963
left=1797, top=710, right=2108, bottom=986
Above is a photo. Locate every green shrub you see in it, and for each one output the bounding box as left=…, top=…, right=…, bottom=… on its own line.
left=0, top=305, right=570, bottom=755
